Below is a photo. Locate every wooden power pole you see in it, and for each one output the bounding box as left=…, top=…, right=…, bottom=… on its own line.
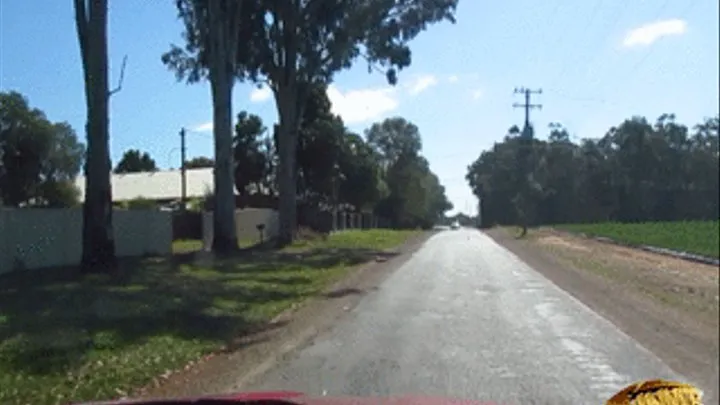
left=180, top=128, right=187, bottom=209
left=513, top=87, right=543, bottom=129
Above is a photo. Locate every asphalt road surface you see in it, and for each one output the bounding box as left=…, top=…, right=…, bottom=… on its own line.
left=247, top=229, right=687, bottom=404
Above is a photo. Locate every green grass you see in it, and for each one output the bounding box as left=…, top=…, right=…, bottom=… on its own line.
left=289, top=229, right=420, bottom=251
left=172, top=238, right=256, bottom=254
left=0, top=229, right=418, bottom=405
left=556, top=220, right=720, bottom=258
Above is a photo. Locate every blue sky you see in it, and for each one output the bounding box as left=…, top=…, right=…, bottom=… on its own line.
left=1, top=1, right=718, bottom=215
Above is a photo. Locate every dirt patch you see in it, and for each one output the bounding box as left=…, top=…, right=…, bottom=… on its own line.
left=486, top=227, right=719, bottom=405
left=535, top=228, right=719, bottom=318
left=536, top=235, right=591, bottom=252
left=134, top=231, right=435, bottom=399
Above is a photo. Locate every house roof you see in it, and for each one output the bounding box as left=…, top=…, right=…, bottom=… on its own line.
left=74, top=168, right=233, bottom=202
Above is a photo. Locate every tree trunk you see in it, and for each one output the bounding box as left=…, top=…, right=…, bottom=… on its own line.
left=276, top=89, right=300, bottom=247
left=209, top=66, right=238, bottom=254
left=204, top=0, right=240, bottom=255
left=76, top=0, right=116, bottom=273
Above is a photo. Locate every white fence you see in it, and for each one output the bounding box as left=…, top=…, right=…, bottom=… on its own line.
left=0, top=208, right=172, bottom=274
left=202, top=208, right=279, bottom=250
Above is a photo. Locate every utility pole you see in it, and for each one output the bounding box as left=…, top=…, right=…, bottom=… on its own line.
left=513, top=87, right=543, bottom=129
left=180, top=128, right=187, bottom=210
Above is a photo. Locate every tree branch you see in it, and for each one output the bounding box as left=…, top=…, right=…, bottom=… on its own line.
left=360, top=51, right=390, bottom=76
left=109, top=55, right=128, bottom=96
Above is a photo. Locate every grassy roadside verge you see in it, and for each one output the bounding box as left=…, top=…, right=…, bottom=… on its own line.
left=0, top=229, right=420, bottom=405
left=171, top=238, right=257, bottom=254
left=555, top=221, right=719, bottom=259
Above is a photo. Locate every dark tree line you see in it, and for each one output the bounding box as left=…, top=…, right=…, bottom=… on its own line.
left=466, top=114, right=719, bottom=228
left=184, top=156, right=214, bottom=169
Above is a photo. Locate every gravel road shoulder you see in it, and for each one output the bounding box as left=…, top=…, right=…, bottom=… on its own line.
left=136, top=232, right=435, bottom=399
left=485, top=227, right=719, bottom=404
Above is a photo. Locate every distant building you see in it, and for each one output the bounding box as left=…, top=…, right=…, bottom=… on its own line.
left=74, top=168, right=223, bottom=205
left=73, top=168, right=275, bottom=210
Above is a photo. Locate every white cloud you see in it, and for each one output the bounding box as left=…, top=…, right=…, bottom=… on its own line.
left=326, top=85, right=399, bottom=124
left=249, top=85, right=272, bottom=102
left=471, top=89, right=482, bottom=100
left=446, top=73, right=480, bottom=84
left=193, top=121, right=213, bottom=132
left=622, top=19, right=687, bottom=47
left=406, top=74, right=438, bottom=95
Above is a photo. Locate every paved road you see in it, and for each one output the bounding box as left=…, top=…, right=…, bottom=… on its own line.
left=247, top=229, right=686, bottom=404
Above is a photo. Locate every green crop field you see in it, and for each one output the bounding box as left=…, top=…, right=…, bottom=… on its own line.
left=556, top=221, right=720, bottom=259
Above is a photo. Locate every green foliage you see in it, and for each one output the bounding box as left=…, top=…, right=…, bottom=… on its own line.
left=0, top=91, right=85, bottom=208
left=256, top=84, right=390, bottom=212
left=234, top=1, right=458, bottom=87
left=289, top=88, right=449, bottom=226
left=161, top=0, right=251, bottom=84
left=290, top=229, right=420, bottom=251
left=114, top=149, right=158, bottom=174
left=364, top=117, right=450, bottom=228
left=377, top=150, right=451, bottom=229
left=37, top=180, right=81, bottom=208
left=467, top=115, right=720, bottom=228
left=365, top=117, right=423, bottom=168
left=231, top=86, right=450, bottom=228
left=295, top=84, right=353, bottom=203
left=338, top=132, right=388, bottom=211
left=557, top=221, right=720, bottom=259
left=184, top=156, right=214, bottom=169
left=234, top=111, right=269, bottom=196
left=187, top=197, right=205, bottom=212
left=125, top=197, right=157, bottom=210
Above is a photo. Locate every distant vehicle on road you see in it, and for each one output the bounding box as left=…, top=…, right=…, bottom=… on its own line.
left=451, top=221, right=460, bottom=230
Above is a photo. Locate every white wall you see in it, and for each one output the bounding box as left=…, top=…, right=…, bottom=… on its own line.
left=0, top=208, right=172, bottom=274
left=202, top=208, right=279, bottom=250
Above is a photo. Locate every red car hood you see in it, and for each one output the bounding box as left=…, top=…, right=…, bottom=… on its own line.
left=81, top=390, right=502, bottom=405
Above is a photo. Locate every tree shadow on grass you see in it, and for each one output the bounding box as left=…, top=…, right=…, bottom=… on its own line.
left=0, top=245, right=397, bottom=377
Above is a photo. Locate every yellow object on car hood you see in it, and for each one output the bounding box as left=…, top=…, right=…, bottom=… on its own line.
left=606, top=380, right=703, bottom=405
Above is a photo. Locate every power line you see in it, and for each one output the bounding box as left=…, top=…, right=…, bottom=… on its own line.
left=166, top=147, right=180, bottom=168
left=513, top=87, right=543, bottom=129
left=186, top=129, right=213, bottom=140
left=549, top=0, right=630, bottom=91
left=544, top=88, right=614, bottom=105
left=517, top=0, right=565, bottom=69
left=546, top=0, right=607, bottom=90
